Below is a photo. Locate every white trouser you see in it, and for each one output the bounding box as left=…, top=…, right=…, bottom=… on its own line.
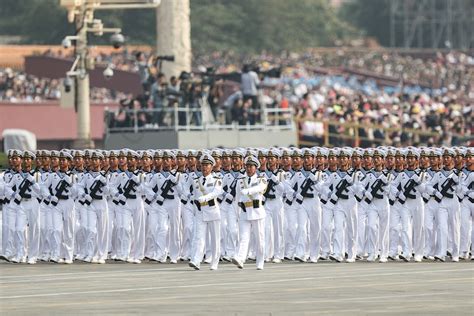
left=49, top=199, right=75, bottom=261
left=191, top=212, right=220, bottom=269
left=284, top=203, right=298, bottom=258
left=389, top=202, right=403, bottom=257
left=145, top=203, right=159, bottom=259
left=115, top=199, right=140, bottom=260
left=39, top=203, right=51, bottom=258
left=130, top=199, right=145, bottom=261
left=321, top=204, right=334, bottom=256
left=459, top=198, right=474, bottom=254
left=76, top=203, right=89, bottom=257
left=264, top=198, right=285, bottom=260
left=107, top=200, right=117, bottom=256
left=221, top=202, right=239, bottom=258
left=155, top=199, right=181, bottom=261
left=357, top=201, right=369, bottom=256
left=5, top=202, right=26, bottom=259
left=22, top=199, right=40, bottom=260
left=423, top=199, right=437, bottom=257
left=295, top=198, right=322, bottom=261
left=400, top=198, right=424, bottom=258
left=366, top=198, right=389, bottom=259
left=84, top=199, right=108, bottom=260
left=180, top=203, right=195, bottom=260
left=333, top=198, right=357, bottom=260
left=236, top=216, right=265, bottom=269
left=1, top=201, right=10, bottom=256
left=435, top=198, right=461, bottom=258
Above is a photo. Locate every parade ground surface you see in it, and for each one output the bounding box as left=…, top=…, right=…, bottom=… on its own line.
left=1, top=259, right=473, bottom=315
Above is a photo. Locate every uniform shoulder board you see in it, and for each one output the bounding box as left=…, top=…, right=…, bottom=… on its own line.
left=213, top=174, right=222, bottom=179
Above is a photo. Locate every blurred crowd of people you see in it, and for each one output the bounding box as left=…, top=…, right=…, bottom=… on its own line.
left=1, top=49, right=472, bottom=147
left=0, top=68, right=129, bottom=103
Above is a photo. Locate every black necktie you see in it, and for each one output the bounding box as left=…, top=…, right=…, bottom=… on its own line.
left=202, top=177, right=206, bottom=185
left=248, top=177, right=251, bottom=184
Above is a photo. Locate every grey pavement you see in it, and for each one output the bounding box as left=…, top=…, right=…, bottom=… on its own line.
left=1, top=260, right=473, bottom=315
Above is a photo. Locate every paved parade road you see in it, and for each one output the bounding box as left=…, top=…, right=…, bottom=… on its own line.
left=1, top=260, right=473, bottom=315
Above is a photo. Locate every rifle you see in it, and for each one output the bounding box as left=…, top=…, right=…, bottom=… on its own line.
left=263, top=179, right=276, bottom=201
left=50, top=179, right=71, bottom=206
left=296, top=171, right=319, bottom=204
left=330, top=178, right=350, bottom=205
left=14, top=178, right=33, bottom=205
left=157, top=178, right=176, bottom=205
left=122, top=178, right=139, bottom=199
left=225, top=178, right=238, bottom=204
left=365, top=178, right=386, bottom=204
left=81, top=178, right=105, bottom=206
left=434, top=174, right=457, bottom=203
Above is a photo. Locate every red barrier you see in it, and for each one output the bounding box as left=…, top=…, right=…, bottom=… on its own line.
left=0, top=102, right=119, bottom=141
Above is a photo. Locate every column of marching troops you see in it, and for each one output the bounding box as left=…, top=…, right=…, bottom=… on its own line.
left=0, top=145, right=472, bottom=270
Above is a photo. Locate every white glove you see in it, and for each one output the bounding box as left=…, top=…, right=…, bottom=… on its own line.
left=25, top=173, right=35, bottom=182
left=411, top=174, right=420, bottom=183
left=85, top=194, right=93, bottom=203
left=343, top=175, right=353, bottom=184
left=398, top=192, right=406, bottom=201
left=131, top=175, right=140, bottom=183
left=379, top=175, right=388, bottom=184
left=14, top=193, right=22, bottom=201
left=422, top=193, right=431, bottom=200
left=97, top=175, right=106, bottom=185
left=468, top=191, right=474, bottom=199
left=364, top=191, right=373, bottom=200
left=270, top=174, right=279, bottom=183
left=308, top=173, right=317, bottom=182
left=198, top=195, right=207, bottom=203
left=330, top=192, right=338, bottom=202
left=168, top=174, right=178, bottom=184
left=119, top=194, right=127, bottom=203
left=224, top=193, right=234, bottom=201
left=50, top=196, right=59, bottom=204
left=448, top=173, right=459, bottom=183
left=435, top=191, right=443, bottom=200
left=295, top=193, right=304, bottom=201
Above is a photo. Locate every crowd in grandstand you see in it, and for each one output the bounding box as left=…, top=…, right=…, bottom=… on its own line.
left=1, top=49, right=472, bottom=147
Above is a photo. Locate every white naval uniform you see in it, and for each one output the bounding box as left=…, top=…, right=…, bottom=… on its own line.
left=361, top=170, right=392, bottom=261
left=77, top=171, right=109, bottom=262
left=110, top=170, right=144, bottom=261
left=355, top=168, right=371, bottom=257
left=458, top=168, right=473, bottom=257
left=284, top=169, right=300, bottom=259
left=425, top=168, right=462, bottom=260
left=393, top=169, right=426, bottom=261
left=145, top=170, right=182, bottom=262
left=234, top=174, right=268, bottom=269
left=41, top=170, right=77, bottom=262
left=178, top=169, right=199, bottom=261
left=262, top=169, right=289, bottom=261
left=322, top=170, right=360, bottom=261
left=3, top=170, right=41, bottom=261
left=293, top=169, right=324, bottom=262
left=72, top=169, right=86, bottom=259
left=37, top=169, right=52, bottom=260
left=220, top=170, right=242, bottom=259
left=422, top=168, right=438, bottom=258
left=189, top=173, right=223, bottom=270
